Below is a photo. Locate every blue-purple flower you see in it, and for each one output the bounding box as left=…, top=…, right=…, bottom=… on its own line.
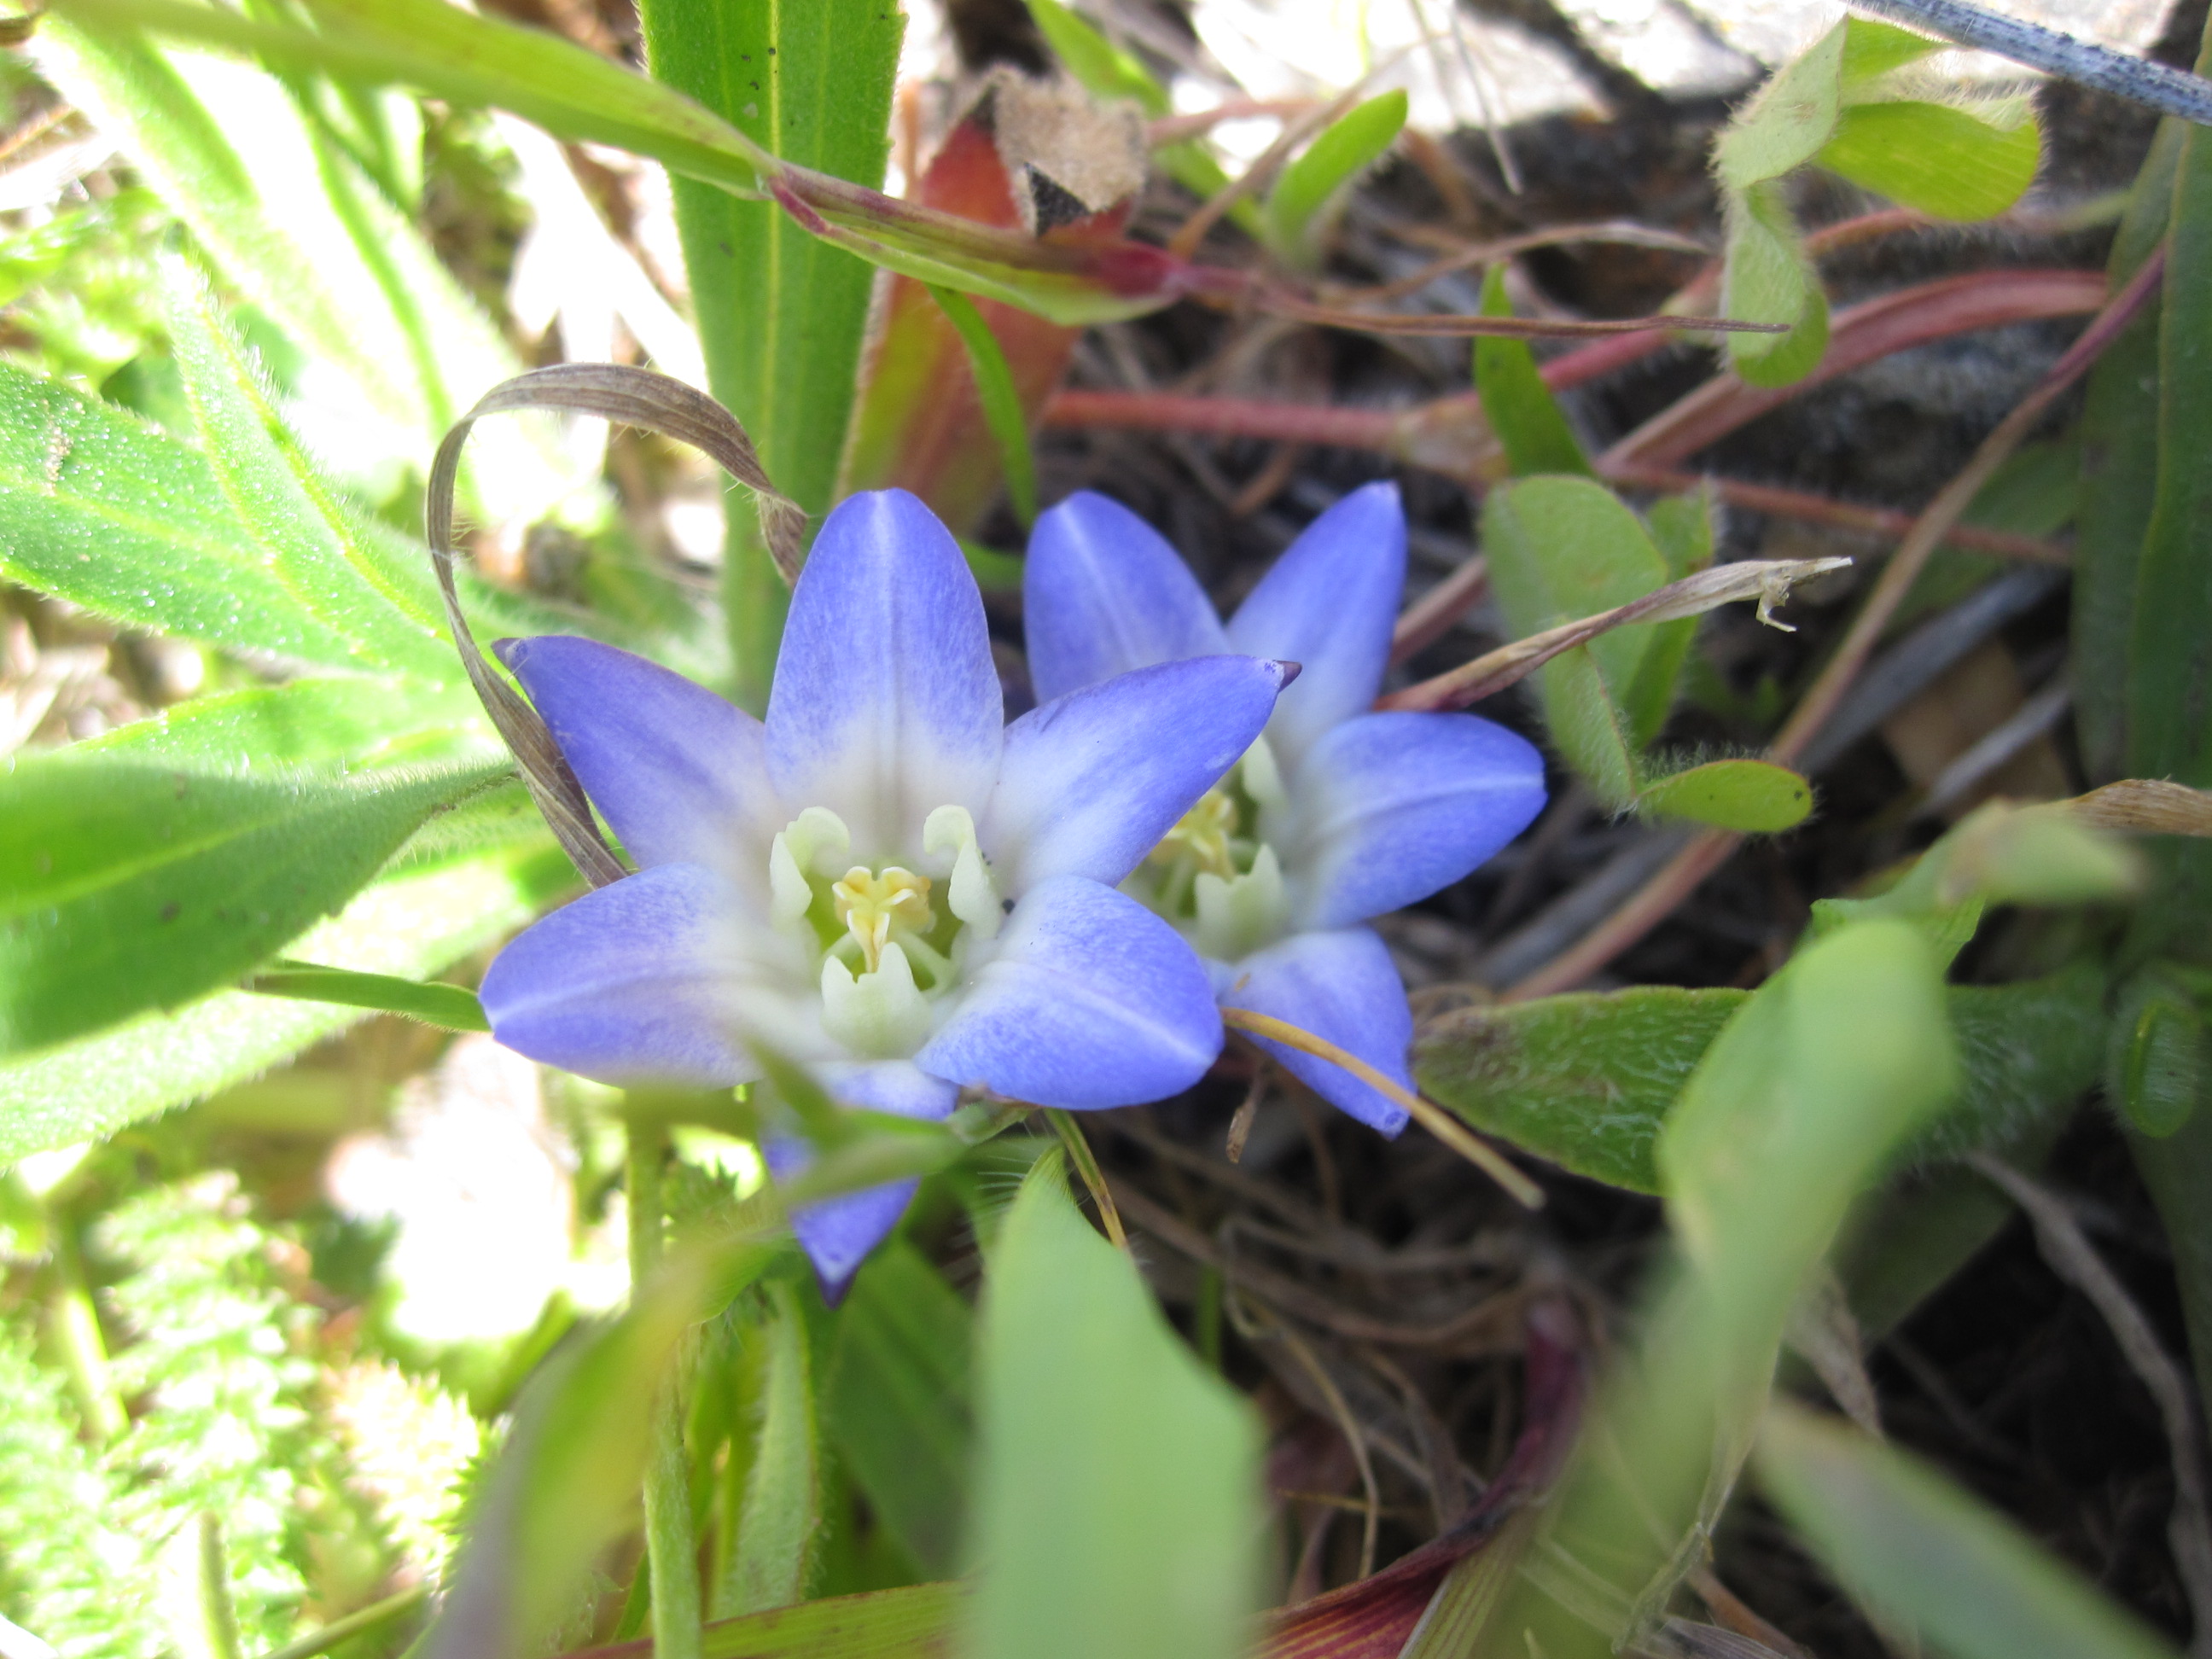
left=479, top=488, right=1289, bottom=1289
left=1024, top=483, right=1547, bottom=1135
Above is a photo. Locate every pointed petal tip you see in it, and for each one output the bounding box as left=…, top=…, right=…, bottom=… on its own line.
left=491, top=636, right=527, bottom=670
left=1274, top=659, right=1301, bottom=688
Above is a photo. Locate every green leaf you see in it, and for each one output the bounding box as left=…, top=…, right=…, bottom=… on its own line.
left=2074, top=123, right=2176, bottom=783
left=1484, top=476, right=1669, bottom=807
left=1917, top=963, right=2108, bottom=1162
left=1473, top=265, right=1592, bottom=480
left=965, top=1156, right=1261, bottom=1659
left=1713, top=20, right=1848, bottom=190
left=1621, top=490, right=1714, bottom=745
left=159, top=254, right=451, bottom=674
left=1022, top=0, right=1165, bottom=114
left=32, top=19, right=556, bottom=511
left=0, top=742, right=509, bottom=1057
left=1636, top=758, right=1813, bottom=831
left=1480, top=918, right=1958, bottom=1656
left=53, top=0, right=1186, bottom=332
left=1723, top=178, right=1828, bottom=384
left=1534, top=646, right=1641, bottom=806
left=1416, top=985, right=1744, bottom=1193
left=2108, top=968, right=2208, bottom=1139
left=1756, top=1403, right=2181, bottom=1659
left=1263, top=91, right=1407, bottom=269
left=638, top=0, right=900, bottom=708
left=1817, top=102, right=2040, bottom=222
left=242, top=962, right=489, bottom=1032
left=927, top=286, right=1040, bottom=529
left=0, top=838, right=570, bottom=1162
left=0, top=362, right=372, bottom=667
left=827, top=1240, right=973, bottom=1580
left=68, top=675, right=485, bottom=770
left=426, top=1242, right=770, bottom=1659
left=1419, top=968, right=2091, bottom=1197
left=1837, top=15, right=1947, bottom=88
left=723, top=1280, right=824, bottom=1617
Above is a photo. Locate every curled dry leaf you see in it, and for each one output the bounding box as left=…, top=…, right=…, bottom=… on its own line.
left=2064, top=779, right=2212, bottom=839
left=1379, top=556, right=1851, bottom=713
left=425, top=363, right=806, bottom=888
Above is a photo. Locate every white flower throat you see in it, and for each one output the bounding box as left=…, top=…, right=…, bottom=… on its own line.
left=768, top=803, right=1002, bottom=1058
left=1130, top=736, right=1294, bottom=963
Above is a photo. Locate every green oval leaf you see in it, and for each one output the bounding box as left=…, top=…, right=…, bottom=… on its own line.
left=1818, top=102, right=2041, bottom=223
left=1636, top=758, right=1813, bottom=831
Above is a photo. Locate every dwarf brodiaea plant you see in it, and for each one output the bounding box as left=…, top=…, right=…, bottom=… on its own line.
left=478, top=488, right=1290, bottom=1289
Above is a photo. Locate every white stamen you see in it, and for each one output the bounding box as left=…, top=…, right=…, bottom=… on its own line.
left=923, top=804, right=1003, bottom=941
left=1191, top=841, right=1289, bottom=962
left=819, top=941, right=934, bottom=1057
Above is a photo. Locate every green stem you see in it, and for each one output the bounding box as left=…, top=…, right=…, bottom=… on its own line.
left=192, top=1514, right=246, bottom=1659
left=628, top=1121, right=702, bottom=1659
left=49, top=1225, right=126, bottom=1448
left=253, top=1585, right=430, bottom=1659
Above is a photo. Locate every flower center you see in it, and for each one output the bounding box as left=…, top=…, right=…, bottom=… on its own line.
left=767, top=805, right=1004, bottom=1059
left=832, top=865, right=934, bottom=972
left=1150, top=789, right=1238, bottom=880
left=1126, top=737, right=1295, bottom=963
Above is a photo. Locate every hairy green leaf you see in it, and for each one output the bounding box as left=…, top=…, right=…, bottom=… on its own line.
left=0, top=748, right=509, bottom=1057
left=0, top=362, right=372, bottom=667
left=1419, top=967, right=2098, bottom=1196
left=966, top=1157, right=1260, bottom=1659
left=1483, top=919, right=1956, bottom=1657
left=1636, top=758, right=1813, bottom=832
left=1712, top=20, right=1848, bottom=190
left=1817, top=102, right=2040, bottom=223
left=1722, top=179, right=1828, bottom=385
left=827, top=1240, right=973, bottom=1580
left=1622, top=491, right=1714, bottom=744
left=0, top=839, right=570, bottom=1162
left=1757, top=1404, right=2180, bottom=1659
left=160, top=254, right=451, bottom=674
left=724, top=1281, right=824, bottom=1616
left=33, top=19, right=556, bottom=512
left=1484, top=477, right=1668, bottom=806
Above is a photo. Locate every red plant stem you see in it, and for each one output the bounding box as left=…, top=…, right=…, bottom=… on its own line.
left=1604, top=464, right=2069, bottom=564
left=1602, top=268, right=2108, bottom=468
left=1045, top=387, right=1402, bottom=450
left=1506, top=250, right=2166, bottom=1001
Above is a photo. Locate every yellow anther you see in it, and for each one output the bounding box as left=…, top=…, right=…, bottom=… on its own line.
left=831, top=865, right=935, bottom=972
left=1150, top=788, right=1239, bottom=879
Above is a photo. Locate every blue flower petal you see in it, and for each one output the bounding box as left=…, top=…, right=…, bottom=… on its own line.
left=1220, top=927, right=1413, bottom=1135
left=1288, top=711, right=1547, bottom=929
left=764, top=1143, right=917, bottom=1306
left=987, top=655, right=1289, bottom=890
left=1024, top=492, right=1229, bottom=702
left=766, top=490, right=1003, bottom=849
left=917, top=876, right=1221, bottom=1108
left=480, top=863, right=754, bottom=1087
left=766, top=1060, right=958, bottom=1300
left=497, top=635, right=779, bottom=872
left=1226, top=482, right=1405, bottom=765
